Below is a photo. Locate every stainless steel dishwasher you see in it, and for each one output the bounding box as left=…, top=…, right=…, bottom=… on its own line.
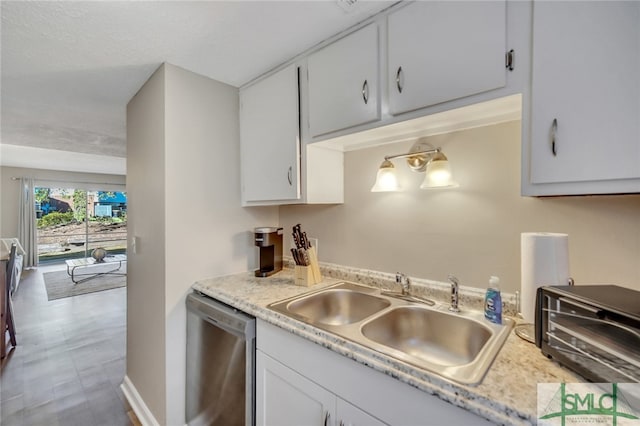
left=186, top=291, right=256, bottom=426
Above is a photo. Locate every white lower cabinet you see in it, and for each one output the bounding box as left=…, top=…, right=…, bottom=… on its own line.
left=336, top=398, right=387, bottom=426
left=256, top=350, right=333, bottom=426
left=257, top=351, right=386, bottom=426
left=256, top=320, right=488, bottom=426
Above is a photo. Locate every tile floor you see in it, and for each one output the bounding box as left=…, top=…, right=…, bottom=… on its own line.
left=1, top=263, right=138, bottom=425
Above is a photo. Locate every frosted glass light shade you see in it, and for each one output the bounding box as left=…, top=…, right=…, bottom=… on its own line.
left=371, top=160, right=399, bottom=192
left=420, top=154, right=458, bottom=189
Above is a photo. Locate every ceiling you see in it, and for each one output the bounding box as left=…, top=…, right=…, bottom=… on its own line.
left=0, top=0, right=395, bottom=175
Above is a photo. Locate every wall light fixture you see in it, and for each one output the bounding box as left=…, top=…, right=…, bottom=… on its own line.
left=370, top=141, right=457, bottom=192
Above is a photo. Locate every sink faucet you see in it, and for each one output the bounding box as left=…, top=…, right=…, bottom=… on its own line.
left=396, top=272, right=410, bottom=295
left=448, top=274, right=460, bottom=313
left=381, top=272, right=435, bottom=306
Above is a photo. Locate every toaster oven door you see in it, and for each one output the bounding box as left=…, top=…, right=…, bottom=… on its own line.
left=537, top=289, right=640, bottom=383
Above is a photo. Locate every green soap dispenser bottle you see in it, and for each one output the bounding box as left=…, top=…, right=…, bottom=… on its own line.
left=484, top=276, right=502, bottom=324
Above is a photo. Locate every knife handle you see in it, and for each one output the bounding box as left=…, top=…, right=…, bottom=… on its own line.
left=301, top=231, right=310, bottom=249
left=295, top=248, right=306, bottom=266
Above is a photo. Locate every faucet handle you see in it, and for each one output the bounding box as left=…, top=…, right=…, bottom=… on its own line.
left=396, top=272, right=410, bottom=295
left=402, top=276, right=411, bottom=294
left=448, top=274, right=460, bottom=313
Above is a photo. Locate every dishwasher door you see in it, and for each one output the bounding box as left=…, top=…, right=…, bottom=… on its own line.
left=186, top=292, right=256, bottom=426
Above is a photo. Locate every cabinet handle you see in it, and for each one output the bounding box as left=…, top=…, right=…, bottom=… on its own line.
left=287, top=166, right=293, bottom=185
left=551, top=118, right=558, bottom=156
left=362, top=80, right=369, bottom=105
left=505, top=49, right=515, bottom=71
left=396, top=66, right=404, bottom=93
left=339, top=421, right=344, bottom=426
left=324, top=411, right=331, bottom=426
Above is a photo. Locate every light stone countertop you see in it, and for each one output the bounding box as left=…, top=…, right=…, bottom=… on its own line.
left=192, top=267, right=583, bottom=426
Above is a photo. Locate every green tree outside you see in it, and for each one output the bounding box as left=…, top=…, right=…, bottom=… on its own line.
left=72, top=190, right=87, bottom=222
left=34, top=187, right=50, bottom=205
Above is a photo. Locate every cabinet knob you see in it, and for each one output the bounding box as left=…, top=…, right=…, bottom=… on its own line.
left=287, top=166, right=293, bottom=186
left=551, top=118, right=558, bottom=156
left=362, top=80, right=369, bottom=105
left=396, top=66, right=404, bottom=93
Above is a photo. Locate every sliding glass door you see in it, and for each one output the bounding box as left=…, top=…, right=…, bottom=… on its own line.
left=36, top=187, right=127, bottom=263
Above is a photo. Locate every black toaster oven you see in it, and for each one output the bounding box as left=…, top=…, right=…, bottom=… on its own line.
left=535, top=285, right=640, bottom=383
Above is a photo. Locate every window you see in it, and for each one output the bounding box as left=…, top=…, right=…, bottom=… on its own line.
left=36, top=187, right=127, bottom=263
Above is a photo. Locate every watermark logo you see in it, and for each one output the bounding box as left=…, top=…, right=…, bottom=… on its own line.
left=538, top=383, right=640, bottom=425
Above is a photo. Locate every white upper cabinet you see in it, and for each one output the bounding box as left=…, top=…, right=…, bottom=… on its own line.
left=527, top=1, right=640, bottom=194
left=240, top=65, right=300, bottom=204
left=387, top=1, right=507, bottom=116
left=240, top=64, right=344, bottom=206
left=308, top=23, right=380, bottom=137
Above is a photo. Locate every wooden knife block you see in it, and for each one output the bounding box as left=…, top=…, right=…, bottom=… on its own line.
left=294, top=247, right=322, bottom=287
left=307, top=247, right=322, bottom=282
left=294, top=266, right=317, bottom=287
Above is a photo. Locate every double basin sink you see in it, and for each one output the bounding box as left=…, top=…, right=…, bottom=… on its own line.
left=268, top=282, right=513, bottom=385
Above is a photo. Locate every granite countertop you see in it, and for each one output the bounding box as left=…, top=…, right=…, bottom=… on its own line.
left=192, top=267, right=582, bottom=425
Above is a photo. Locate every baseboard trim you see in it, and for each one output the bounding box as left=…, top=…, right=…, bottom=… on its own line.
left=121, top=375, right=160, bottom=426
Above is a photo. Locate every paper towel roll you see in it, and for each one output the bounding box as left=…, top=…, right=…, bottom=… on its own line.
left=520, top=232, right=570, bottom=323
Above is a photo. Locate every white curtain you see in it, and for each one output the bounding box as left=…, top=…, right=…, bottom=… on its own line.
left=18, top=177, right=38, bottom=268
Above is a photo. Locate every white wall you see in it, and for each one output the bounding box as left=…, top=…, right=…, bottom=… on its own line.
left=126, top=63, right=278, bottom=425
left=163, top=63, right=278, bottom=425
left=126, top=64, right=168, bottom=424
left=280, top=121, right=640, bottom=292
left=0, top=166, right=125, bottom=238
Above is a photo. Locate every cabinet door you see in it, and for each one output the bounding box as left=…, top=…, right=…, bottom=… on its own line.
left=240, top=65, right=300, bottom=203
left=530, top=1, right=640, bottom=186
left=387, top=1, right=506, bottom=115
left=256, top=351, right=335, bottom=426
left=308, top=23, right=379, bottom=137
left=337, top=398, right=387, bottom=426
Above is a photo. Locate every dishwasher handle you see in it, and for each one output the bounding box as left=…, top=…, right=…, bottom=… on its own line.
left=187, top=292, right=256, bottom=339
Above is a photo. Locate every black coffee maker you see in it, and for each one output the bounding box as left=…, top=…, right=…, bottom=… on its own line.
left=254, top=227, right=283, bottom=277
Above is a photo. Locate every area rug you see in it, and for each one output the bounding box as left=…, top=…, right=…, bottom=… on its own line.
left=43, top=264, right=127, bottom=301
